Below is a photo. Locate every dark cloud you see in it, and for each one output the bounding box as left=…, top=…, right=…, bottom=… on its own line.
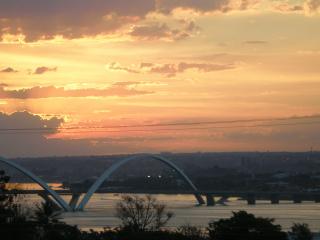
left=33, top=66, right=57, bottom=75
left=0, top=111, right=107, bottom=157
left=107, top=61, right=235, bottom=77
left=0, top=111, right=154, bottom=157
left=0, top=0, right=258, bottom=42
left=0, top=82, right=153, bottom=99
left=155, top=0, right=257, bottom=14
left=0, top=67, right=18, bottom=73
left=0, top=0, right=155, bottom=42
left=0, top=111, right=63, bottom=133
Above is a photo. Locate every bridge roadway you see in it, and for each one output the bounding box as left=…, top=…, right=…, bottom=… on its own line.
left=5, top=189, right=320, bottom=207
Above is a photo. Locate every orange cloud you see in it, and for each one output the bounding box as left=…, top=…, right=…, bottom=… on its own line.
left=129, top=20, right=199, bottom=41
left=107, top=61, right=235, bottom=77
left=0, top=67, right=18, bottom=73
left=33, top=66, right=57, bottom=75
left=0, top=82, right=153, bottom=99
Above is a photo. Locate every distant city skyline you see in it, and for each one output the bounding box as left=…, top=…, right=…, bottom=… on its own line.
left=1, top=0, right=320, bottom=157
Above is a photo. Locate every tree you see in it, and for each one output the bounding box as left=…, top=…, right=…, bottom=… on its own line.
left=207, top=211, right=288, bottom=240
left=115, top=195, right=174, bottom=232
left=0, top=170, right=38, bottom=240
left=177, top=224, right=206, bottom=240
left=0, top=170, right=29, bottom=224
left=289, top=223, right=313, bottom=240
left=0, top=170, right=14, bottom=223
left=34, top=200, right=61, bottom=225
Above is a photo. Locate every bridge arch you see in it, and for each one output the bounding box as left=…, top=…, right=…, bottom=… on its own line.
left=76, top=154, right=205, bottom=211
left=0, top=157, right=71, bottom=211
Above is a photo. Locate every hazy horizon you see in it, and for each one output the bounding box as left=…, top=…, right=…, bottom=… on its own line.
left=1, top=0, right=320, bottom=157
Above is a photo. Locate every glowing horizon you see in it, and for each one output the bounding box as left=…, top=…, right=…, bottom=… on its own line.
left=1, top=0, right=320, bottom=157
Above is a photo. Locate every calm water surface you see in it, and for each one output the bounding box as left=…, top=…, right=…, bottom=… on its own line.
left=55, top=194, right=320, bottom=232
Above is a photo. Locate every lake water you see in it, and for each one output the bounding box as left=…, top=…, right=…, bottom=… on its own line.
left=57, top=194, right=320, bottom=232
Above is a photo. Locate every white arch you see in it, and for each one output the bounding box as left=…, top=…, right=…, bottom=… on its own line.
left=0, top=157, right=71, bottom=211
left=76, top=154, right=205, bottom=211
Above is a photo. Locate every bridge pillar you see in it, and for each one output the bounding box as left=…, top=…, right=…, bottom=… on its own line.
left=206, top=194, right=215, bottom=206
left=270, top=194, right=280, bottom=204
left=195, top=193, right=205, bottom=205
left=69, top=193, right=81, bottom=211
left=293, top=194, right=302, bottom=204
left=247, top=193, right=256, bottom=205
left=314, top=194, right=320, bottom=203
left=217, top=196, right=229, bottom=205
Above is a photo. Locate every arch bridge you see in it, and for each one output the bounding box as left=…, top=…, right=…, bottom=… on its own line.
left=0, top=157, right=71, bottom=211
left=0, top=154, right=205, bottom=212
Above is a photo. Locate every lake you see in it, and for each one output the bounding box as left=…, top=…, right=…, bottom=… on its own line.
left=58, top=194, right=320, bottom=232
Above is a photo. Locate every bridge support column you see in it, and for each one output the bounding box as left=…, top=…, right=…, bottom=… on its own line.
left=270, top=194, right=279, bottom=204
left=206, top=194, right=215, bottom=206
left=217, top=196, right=229, bottom=205
left=195, top=193, right=205, bottom=205
left=69, top=193, right=81, bottom=211
left=314, top=194, right=320, bottom=203
left=247, top=193, right=256, bottom=205
left=293, top=194, right=302, bottom=204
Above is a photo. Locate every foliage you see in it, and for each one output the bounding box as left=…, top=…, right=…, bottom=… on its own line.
left=40, top=222, right=82, bottom=240
left=0, top=170, right=38, bottom=239
left=115, top=194, right=174, bottom=232
left=207, top=211, right=288, bottom=240
left=289, top=223, right=313, bottom=240
left=177, top=224, right=207, bottom=240
left=34, top=200, right=61, bottom=224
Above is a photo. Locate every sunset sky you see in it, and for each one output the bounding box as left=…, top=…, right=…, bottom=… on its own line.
left=1, top=0, right=320, bottom=157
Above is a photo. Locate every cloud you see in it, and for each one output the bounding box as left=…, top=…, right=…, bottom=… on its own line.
left=0, top=0, right=260, bottom=42
left=0, top=67, right=18, bottom=73
left=0, top=0, right=155, bottom=42
left=0, top=111, right=154, bottom=157
left=0, top=111, right=88, bottom=157
left=0, top=111, right=63, bottom=133
left=155, top=0, right=259, bottom=14
left=305, top=0, right=320, bottom=13
left=0, top=82, right=153, bottom=99
left=243, top=40, right=268, bottom=44
left=129, top=20, right=199, bottom=41
left=1, top=111, right=320, bottom=158
left=107, top=61, right=235, bottom=77
left=272, top=0, right=320, bottom=14
left=148, top=62, right=235, bottom=77
left=108, top=63, right=140, bottom=74
left=33, top=66, right=57, bottom=75
left=273, top=3, right=304, bottom=12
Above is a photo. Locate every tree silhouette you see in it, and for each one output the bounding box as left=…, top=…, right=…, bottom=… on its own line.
left=115, top=195, right=174, bottom=232
left=290, top=223, right=313, bottom=240
left=208, top=211, right=288, bottom=240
